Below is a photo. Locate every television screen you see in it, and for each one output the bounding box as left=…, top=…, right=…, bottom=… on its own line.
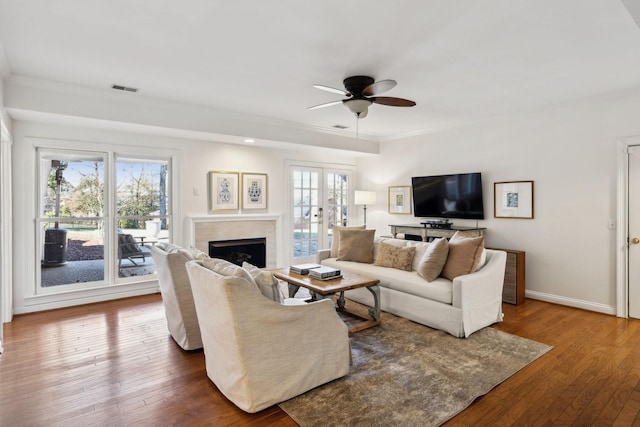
left=411, top=173, right=484, bottom=219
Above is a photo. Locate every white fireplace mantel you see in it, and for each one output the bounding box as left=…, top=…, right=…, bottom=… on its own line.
left=186, top=213, right=283, bottom=268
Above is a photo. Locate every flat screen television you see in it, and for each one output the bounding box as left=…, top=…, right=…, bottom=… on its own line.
left=411, top=172, right=485, bottom=220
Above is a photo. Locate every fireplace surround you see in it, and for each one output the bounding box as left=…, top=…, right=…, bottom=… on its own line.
left=187, top=214, right=280, bottom=268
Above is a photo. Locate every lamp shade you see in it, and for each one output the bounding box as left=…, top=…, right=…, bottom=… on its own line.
left=354, top=190, right=377, bottom=205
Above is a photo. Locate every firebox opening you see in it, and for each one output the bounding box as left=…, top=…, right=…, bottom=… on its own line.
left=208, top=238, right=266, bottom=268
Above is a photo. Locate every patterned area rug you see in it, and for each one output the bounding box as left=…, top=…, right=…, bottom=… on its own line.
left=279, top=306, right=552, bottom=427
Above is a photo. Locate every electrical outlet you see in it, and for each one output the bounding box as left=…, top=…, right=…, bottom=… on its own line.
left=608, top=219, right=616, bottom=229
left=193, top=186, right=199, bottom=196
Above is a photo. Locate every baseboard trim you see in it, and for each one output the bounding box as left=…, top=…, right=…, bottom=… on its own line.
left=526, top=290, right=616, bottom=315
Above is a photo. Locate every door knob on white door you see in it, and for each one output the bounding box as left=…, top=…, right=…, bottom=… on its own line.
left=632, top=238, right=640, bottom=245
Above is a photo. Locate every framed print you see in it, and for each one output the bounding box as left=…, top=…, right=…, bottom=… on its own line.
left=208, top=171, right=239, bottom=211
left=242, top=173, right=268, bottom=210
left=494, top=181, right=534, bottom=219
left=388, top=186, right=412, bottom=214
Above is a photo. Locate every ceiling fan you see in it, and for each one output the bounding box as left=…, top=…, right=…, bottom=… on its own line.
left=308, top=75, right=416, bottom=119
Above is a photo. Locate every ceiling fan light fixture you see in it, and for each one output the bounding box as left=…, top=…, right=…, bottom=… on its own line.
left=344, top=98, right=372, bottom=118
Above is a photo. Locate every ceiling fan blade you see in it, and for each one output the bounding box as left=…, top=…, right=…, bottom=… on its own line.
left=312, top=84, right=349, bottom=96
left=307, top=100, right=344, bottom=110
left=363, top=79, right=397, bottom=96
left=372, top=96, right=416, bottom=107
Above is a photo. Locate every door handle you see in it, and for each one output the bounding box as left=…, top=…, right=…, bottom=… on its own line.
left=632, top=238, right=640, bottom=245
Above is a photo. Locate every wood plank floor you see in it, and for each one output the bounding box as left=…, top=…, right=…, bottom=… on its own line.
left=2, top=294, right=640, bottom=426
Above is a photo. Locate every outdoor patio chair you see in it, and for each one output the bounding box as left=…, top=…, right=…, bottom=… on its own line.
left=118, top=233, right=147, bottom=269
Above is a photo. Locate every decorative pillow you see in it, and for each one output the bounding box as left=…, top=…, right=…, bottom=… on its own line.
left=441, top=232, right=485, bottom=280
left=242, top=262, right=283, bottom=302
left=330, top=225, right=366, bottom=258
left=374, top=242, right=416, bottom=271
left=476, top=248, right=487, bottom=271
left=336, top=229, right=376, bottom=263
left=372, top=237, right=406, bottom=260
left=201, top=258, right=259, bottom=291
left=189, top=246, right=210, bottom=261
left=177, top=248, right=196, bottom=260
left=406, top=240, right=429, bottom=271
left=417, top=238, right=449, bottom=282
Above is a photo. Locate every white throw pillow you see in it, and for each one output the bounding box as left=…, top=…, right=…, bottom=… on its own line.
left=242, top=261, right=284, bottom=303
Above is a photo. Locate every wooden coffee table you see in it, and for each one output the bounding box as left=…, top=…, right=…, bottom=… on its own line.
left=272, top=268, right=381, bottom=333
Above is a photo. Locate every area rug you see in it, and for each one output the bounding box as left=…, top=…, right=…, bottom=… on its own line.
left=278, top=307, right=552, bottom=427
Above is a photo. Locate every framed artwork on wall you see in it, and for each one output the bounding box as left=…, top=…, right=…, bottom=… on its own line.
left=494, top=181, right=534, bottom=219
left=388, top=186, right=412, bottom=214
left=242, top=173, right=268, bottom=210
left=208, top=171, right=239, bottom=211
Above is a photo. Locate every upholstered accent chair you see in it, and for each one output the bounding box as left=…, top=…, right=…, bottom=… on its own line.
left=150, top=243, right=205, bottom=350
left=185, top=258, right=351, bottom=413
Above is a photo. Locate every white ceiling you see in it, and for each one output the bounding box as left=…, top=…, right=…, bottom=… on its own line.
left=1, top=0, right=640, bottom=142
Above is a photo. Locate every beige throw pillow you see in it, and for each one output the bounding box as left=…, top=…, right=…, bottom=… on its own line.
left=330, top=225, right=366, bottom=258
left=374, top=242, right=416, bottom=271
left=242, top=262, right=283, bottom=302
left=337, top=229, right=376, bottom=263
left=417, top=238, right=450, bottom=282
left=441, top=232, right=485, bottom=280
left=202, top=258, right=259, bottom=291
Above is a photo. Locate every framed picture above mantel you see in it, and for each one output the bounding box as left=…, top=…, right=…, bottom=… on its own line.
left=494, top=181, right=534, bottom=219
left=241, top=173, right=268, bottom=210
left=208, top=171, right=239, bottom=212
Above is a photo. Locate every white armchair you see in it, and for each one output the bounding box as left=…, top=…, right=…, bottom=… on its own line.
left=150, top=243, right=204, bottom=350
left=186, top=258, right=351, bottom=413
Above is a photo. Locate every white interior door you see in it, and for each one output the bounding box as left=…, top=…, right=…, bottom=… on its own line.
left=628, top=146, right=640, bottom=318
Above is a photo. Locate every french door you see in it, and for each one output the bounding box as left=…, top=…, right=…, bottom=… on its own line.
left=289, top=164, right=353, bottom=265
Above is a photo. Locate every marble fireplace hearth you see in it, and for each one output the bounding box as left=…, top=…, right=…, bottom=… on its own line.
left=187, top=214, right=281, bottom=268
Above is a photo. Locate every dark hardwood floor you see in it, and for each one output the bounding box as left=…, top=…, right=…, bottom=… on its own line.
left=2, top=294, right=640, bottom=426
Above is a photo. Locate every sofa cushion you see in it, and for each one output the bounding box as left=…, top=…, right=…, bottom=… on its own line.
left=330, top=225, right=366, bottom=258
left=337, top=229, right=376, bottom=263
left=441, top=232, right=485, bottom=280
left=417, top=237, right=449, bottom=282
left=323, top=258, right=453, bottom=304
left=242, top=261, right=283, bottom=303
left=374, top=242, right=416, bottom=271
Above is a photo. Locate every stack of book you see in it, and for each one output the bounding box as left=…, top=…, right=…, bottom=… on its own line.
left=289, top=263, right=321, bottom=275
left=309, top=266, right=341, bottom=280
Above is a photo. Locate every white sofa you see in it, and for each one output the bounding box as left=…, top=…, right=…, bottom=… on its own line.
left=317, top=237, right=507, bottom=338
left=186, top=258, right=351, bottom=413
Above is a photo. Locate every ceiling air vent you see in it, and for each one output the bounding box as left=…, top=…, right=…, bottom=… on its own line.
left=111, top=84, right=139, bottom=93
left=332, top=124, right=348, bottom=129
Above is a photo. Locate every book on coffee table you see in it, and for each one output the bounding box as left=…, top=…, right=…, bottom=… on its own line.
left=309, top=266, right=341, bottom=280
left=289, top=263, right=321, bottom=275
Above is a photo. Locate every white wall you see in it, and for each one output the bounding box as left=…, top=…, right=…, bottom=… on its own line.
left=358, top=90, right=640, bottom=314
left=10, top=120, right=357, bottom=314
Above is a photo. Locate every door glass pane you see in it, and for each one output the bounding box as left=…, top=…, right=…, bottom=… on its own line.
left=292, top=169, right=319, bottom=258
left=115, top=157, right=171, bottom=279
left=39, top=152, right=106, bottom=287
left=326, top=172, right=349, bottom=249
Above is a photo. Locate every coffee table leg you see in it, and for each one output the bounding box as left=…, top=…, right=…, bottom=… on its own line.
left=337, top=291, right=346, bottom=310
left=366, top=285, right=381, bottom=321
left=288, top=284, right=300, bottom=299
